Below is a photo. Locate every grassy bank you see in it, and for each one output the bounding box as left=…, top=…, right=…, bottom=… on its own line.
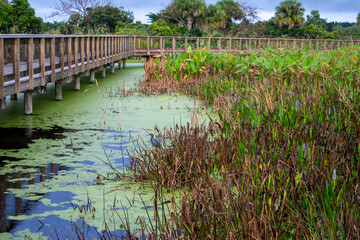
left=127, top=46, right=360, bottom=239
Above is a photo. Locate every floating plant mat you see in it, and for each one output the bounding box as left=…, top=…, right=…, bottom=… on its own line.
left=0, top=64, right=208, bottom=239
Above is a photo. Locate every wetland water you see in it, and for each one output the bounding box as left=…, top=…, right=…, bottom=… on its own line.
left=0, top=64, right=203, bottom=239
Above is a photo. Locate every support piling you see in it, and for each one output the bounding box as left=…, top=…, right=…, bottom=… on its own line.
left=75, top=75, right=81, bottom=91
left=24, top=91, right=32, bottom=115
left=55, top=82, right=62, bottom=101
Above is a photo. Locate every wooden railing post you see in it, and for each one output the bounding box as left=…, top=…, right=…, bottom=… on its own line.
left=81, top=37, right=85, bottom=73
left=196, top=38, right=199, bottom=49
left=86, top=37, right=90, bottom=71
left=67, top=37, right=72, bottom=77
left=74, top=37, right=78, bottom=75
left=217, top=38, right=221, bottom=51
left=0, top=38, right=3, bottom=108
left=96, top=37, right=100, bottom=67
left=104, top=36, right=108, bottom=65
left=160, top=37, right=164, bottom=54
left=59, top=37, right=64, bottom=80
left=13, top=38, right=20, bottom=93
left=185, top=38, right=188, bottom=50
left=147, top=36, right=150, bottom=54
left=100, top=37, right=104, bottom=66
left=39, top=38, right=46, bottom=86
left=91, top=37, right=95, bottom=69
left=172, top=37, right=176, bottom=53
left=207, top=38, right=211, bottom=50
left=109, top=37, right=113, bottom=63
left=27, top=38, right=34, bottom=90
left=50, top=37, right=55, bottom=82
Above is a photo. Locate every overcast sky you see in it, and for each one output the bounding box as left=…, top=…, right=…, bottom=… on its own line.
left=29, top=0, right=360, bottom=24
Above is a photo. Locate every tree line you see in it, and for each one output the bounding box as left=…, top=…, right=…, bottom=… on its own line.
left=1, top=0, right=360, bottom=39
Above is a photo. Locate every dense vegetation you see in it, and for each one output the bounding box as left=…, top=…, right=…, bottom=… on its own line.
left=125, top=46, right=360, bottom=238
left=0, top=0, right=359, bottom=39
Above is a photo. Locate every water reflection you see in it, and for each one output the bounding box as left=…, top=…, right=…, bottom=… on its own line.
left=0, top=162, right=65, bottom=233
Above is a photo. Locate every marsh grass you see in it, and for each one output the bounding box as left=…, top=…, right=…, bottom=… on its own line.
left=124, top=46, right=360, bottom=239
left=39, top=46, right=359, bottom=239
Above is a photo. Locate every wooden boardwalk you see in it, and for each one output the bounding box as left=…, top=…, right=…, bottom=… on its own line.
left=0, top=34, right=359, bottom=114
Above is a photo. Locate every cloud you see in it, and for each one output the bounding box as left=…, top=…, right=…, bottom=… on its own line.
left=29, top=0, right=359, bottom=23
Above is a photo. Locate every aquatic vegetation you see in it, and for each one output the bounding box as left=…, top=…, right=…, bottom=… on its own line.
left=131, top=46, right=360, bottom=238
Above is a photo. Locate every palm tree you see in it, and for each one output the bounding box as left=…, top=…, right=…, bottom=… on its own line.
left=163, top=0, right=206, bottom=31
left=274, top=0, right=305, bottom=29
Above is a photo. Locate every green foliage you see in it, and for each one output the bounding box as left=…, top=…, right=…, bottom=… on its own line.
left=42, top=21, right=75, bottom=34
left=146, top=12, right=161, bottom=23
left=0, top=0, right=42, bottom=34
left=274, top=0, right=305, bottom=29
left=149, top=19, right=177, bottom=36
left=0, top=0, right=12, bottom=33
left=357, top=12, right=360, bottom=27
left=115, top=22, right=149, bottom=36
left=88, top=6, right=134, bottom=33
left=140, top=47, right=360, bottom=238
left=333, top=25, right=360, bottom=40
left=306, top=10, right=327, bottom=29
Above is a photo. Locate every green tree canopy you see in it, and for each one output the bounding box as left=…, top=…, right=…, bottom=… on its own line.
left=0, top=0, right=41, bottom=33
left=357, top=12, right=360, bottom=27
left=306, top=10, right=326, bottom=28
left=274, top=0, right=305, bottom=29
left=88, top=6, right=134, bottom=33
left=162, top=0, right=207, bottom=31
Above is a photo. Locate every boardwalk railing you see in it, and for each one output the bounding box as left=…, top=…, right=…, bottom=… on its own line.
left=0, top=34, right=359, bottom=114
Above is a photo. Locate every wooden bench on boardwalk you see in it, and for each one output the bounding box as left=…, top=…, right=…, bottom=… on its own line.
left=0, top=34, right=359, bottom=115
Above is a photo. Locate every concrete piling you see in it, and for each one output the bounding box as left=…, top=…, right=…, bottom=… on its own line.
left=24, top=91, right=33, bottom=115
left=55, top=82, right=62, bottom=101
left=75, top=75, right=81, bottom=91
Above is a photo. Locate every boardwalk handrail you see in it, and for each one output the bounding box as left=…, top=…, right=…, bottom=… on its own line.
left=0, top=34, right=359, bottom=113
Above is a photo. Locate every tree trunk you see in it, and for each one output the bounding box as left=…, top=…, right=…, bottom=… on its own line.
left=186, top=17, right=193, bottom=31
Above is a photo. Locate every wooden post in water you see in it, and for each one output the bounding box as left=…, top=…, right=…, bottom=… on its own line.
left=75, top=75, right=80, bottom=91
left=102, top=68, right=106, bottom=78
left=55, top=82, right=62, bottom=101
left=111, top=63, right=115, bottom=73
left=90, top=69, right=95, bottom=83
left=24, top=91, right=33, bottom=115
left=123, top=58, right=127, bottom=68
left=11, top=94, right=17, bottom=100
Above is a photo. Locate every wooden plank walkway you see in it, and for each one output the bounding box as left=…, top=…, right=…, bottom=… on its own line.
left=0, top=34, right=359, bottom=114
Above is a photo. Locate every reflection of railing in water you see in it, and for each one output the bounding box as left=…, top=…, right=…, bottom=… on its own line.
left=0, top=35, right=359, bottom=114
left=0, top=162, right=65, bottom=233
